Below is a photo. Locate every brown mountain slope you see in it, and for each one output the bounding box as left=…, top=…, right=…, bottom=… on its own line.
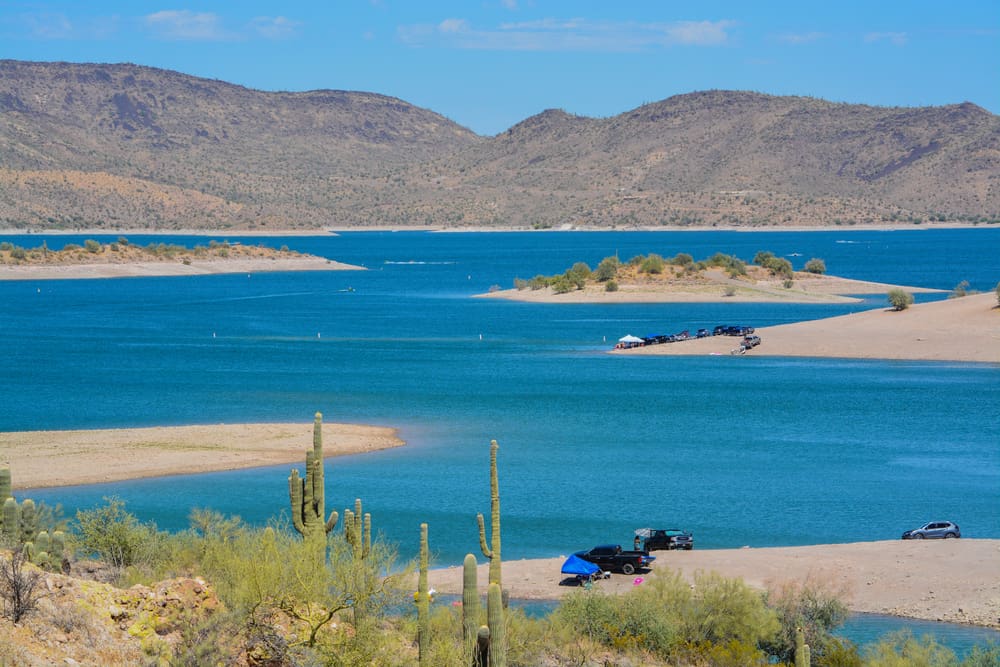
left=1, top=61, right=998, bottom=231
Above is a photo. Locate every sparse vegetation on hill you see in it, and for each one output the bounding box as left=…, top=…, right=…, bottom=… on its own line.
left=0, top=238, right=312, bottom=266
left=1, top=61, right=998, bottom=231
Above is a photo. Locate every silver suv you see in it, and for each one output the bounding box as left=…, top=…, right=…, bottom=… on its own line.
left=901, top=521, right=961, bottom=539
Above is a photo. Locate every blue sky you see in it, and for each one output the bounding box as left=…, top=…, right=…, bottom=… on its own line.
left=2, top=1, right=998, bottom=135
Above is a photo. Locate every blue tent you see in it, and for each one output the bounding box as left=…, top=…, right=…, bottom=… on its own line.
left=561, top=554, right=600, bottom=576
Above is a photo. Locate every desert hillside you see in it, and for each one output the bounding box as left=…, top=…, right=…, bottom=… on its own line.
left=1, top=61, right=998, bottom=231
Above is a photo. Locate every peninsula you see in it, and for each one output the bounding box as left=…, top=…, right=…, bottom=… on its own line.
left=0, top=238, right=362, bottom=280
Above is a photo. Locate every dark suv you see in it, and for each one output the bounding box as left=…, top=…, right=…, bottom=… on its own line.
left=901, top=521, right=961, bottom=539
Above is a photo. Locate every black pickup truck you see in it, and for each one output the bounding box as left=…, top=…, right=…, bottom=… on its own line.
left=574, top=544, right=655, bottom=575
left=637, top=528, right=694, bottom=551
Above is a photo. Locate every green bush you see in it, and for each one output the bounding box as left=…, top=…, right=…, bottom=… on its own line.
left=862, top=629, right=959, bottom=666
left=753, top=250, right=776, bottom=266
left=887, top=288, right=914, bottom=311
left=640, top=253, right=665, bottom=274
left=670, top=252, right=694, bottom=266
left=804, top=258, right=827, bottom=274
left=593, top=256, right=620, bottom=282
left=75, top=497, right=165, bottom=571
left=605, top=280, right=618, bottom=292
left=551, top=275, right=574, bottom=294
left=84, top=239, right=101, bottom=253
left=764, top=578, right=850, bottom=664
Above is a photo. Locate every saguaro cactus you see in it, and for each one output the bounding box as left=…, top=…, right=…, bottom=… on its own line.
left=19, top=498, right=36, bottom=544
left=0, top=467, right=10, bottom=502
left=795, top=626, right=811, bottom=667
left=344, top=498, right=371, bottom=560
left=486, top=582, right=506, bottom=667
left=462, top=553, right=480, bottom=657
left=476, top=440, right=502, bottom=589
left=2, top=497, right=18, bottom=543
left=288, top=412, right=338, bottom=545
left=417, top=523, right=430, bottom=665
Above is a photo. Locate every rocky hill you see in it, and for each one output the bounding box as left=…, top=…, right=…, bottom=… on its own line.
left=1, top=60, right=997, bottom=231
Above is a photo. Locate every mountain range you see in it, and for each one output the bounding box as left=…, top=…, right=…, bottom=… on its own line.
left=1, top=60, right=997, bottom=231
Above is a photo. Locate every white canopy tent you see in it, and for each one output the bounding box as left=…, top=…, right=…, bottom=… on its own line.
left=618, top=334, right=644, bottom=343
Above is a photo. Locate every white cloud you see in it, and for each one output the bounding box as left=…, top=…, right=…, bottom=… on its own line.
left=398, top=17, right=736, bottom=51
left=144, top=10, right=229, bottom=40
left=864, top=31, right=907, bottom=46
left=250, top=16, right=301, bottom=40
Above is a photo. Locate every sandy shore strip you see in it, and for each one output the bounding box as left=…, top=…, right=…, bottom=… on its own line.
left=615, top=292, right=1000, bottom=363
left=0, top=257, right=363, bottom=280
left=428, top=540, right=1000, bottom=628
left=1, top=422, right=404, bottom=490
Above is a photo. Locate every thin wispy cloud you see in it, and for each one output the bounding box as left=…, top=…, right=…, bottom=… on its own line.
left=397, top=17, right=736, bottom=51
left=864, top=31, right=907, bottom=46
left=777, top=31, right=825, bottom=45
left=250, top=16, right=301, bottom=40
left=144, top=10, right=230, bottom=40
left=5, top=12, right=121, bottom=40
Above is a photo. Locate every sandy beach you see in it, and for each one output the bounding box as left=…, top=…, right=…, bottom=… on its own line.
left=0, top=257, right=362, bottom=280
left=615, top=292, right=1000, bottom=363
left=428, top=540, right=1000, bottom=628
left=0, top=422, right=404, bottom=490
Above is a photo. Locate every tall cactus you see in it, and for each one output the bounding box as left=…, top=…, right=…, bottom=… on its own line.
left=288, top=412, right=338, bottom=547
left=476, top=439, right=502, bottom=589
left=19, top=498, right=36, bottom=544
left=462, top=553, right=480, bottom=658
left=417, top=523, right=430, bottom=665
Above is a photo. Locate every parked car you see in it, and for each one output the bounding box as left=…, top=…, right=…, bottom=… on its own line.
left=574, top=545, right=655, bottom=575
left=637, top=528, right=694, bottom=551
left=696, top=329, right=710, bottom=338
left=901, top=521, right=961, bottom=539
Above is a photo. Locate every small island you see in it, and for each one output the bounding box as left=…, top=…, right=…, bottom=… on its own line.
left=478, top=250, right=942, bottom=304
left=0, top=238, right=363, bottom=280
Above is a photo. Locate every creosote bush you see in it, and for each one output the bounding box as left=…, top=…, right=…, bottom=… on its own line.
left=887, top=288, right=914, bottom=311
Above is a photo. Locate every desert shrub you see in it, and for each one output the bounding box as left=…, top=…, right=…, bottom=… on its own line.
left=593, top=256, right=620, bottom=282
left=62, top=243, right=81, bottom=251
left=626, top=254, right=645, bottom=267
left=763, top=256, right=794, bottom=278
left=0, top=242, right=12, bottom=251
left=705, top=252, right=747, bottom=276
left=10, top=246, right=26, bottom=260
left=784, top=279, right=794, bottom=288
left=551, top=275, right=575, bottom=294
left=0, top=547, right=42, bottom=622
left=949, top=280, right=978, bottom=298
left=527, top=275, right=549, bottom=290
left=753, top=250, right=776, bottom=266
left=605, top=280, right=618, bottom=292
left=804, top=258, right=827, bottom=274
left=887, top=288, right=914, bottom=311
left=640, top=253, right=666, bottom=274
left=84, top=239, right=101, bottom=253
left=862, top=629, right=959, bottom=666
left=723, top=286, right=737, bottom=297
left=513, top=277, right=528, bottom=290
left=75, top=497, right=166, bottom=572
left=670, top=252, right=694, bottom=266
left=963, top=643, right=1000, bottom=667
left=764, top=578, right=850, bottom=664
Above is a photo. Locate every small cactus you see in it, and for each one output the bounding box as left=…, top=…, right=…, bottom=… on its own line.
left=463, top=553, right=480, bottom=657
left=486, top=582, right=506, bottom=667
left=0, top=467, right=10, bottom=502
left=795, top=626, right=811, bottom=667
left=2, top=497, right=18, bottom=543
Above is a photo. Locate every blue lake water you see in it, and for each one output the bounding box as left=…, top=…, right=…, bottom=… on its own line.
left=2, top=229, right=999, bottom=649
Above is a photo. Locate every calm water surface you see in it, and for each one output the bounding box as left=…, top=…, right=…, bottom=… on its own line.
left=2, top=229, right=998, bottom=561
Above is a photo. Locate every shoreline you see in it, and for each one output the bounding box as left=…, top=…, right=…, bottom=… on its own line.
left=427, top=540, right=1000, bottom=629
left=0, top=257, right=364, bottom=281
left=1, top=422, right=405, bottom=490
left=1, top=223, right=996, bottom=236
left=614, top=292, right=999, bottom=363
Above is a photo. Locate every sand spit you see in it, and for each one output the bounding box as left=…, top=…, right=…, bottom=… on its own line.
left=428, top=539, right=1000, bottom=628
left=1, top=422, right=404, bottom=490
left=0, top=257, right=362, bottom=280
left=616, top=292, right=1000, bottom=363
